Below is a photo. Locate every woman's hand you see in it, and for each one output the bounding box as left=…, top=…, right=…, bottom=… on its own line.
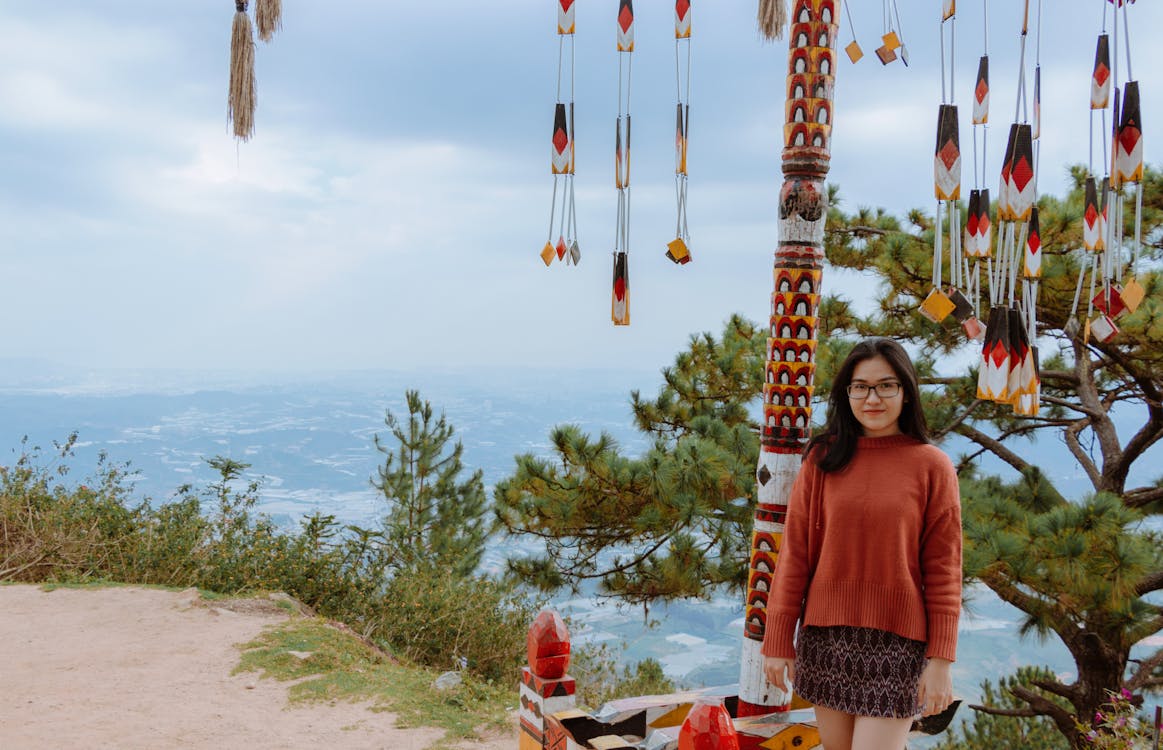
left=764, top=657, right=795, bottom=694
left=917, top=657, right=954, bottom=716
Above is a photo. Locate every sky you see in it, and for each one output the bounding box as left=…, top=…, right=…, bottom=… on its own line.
left=0, top=1, right=1159, bottom=375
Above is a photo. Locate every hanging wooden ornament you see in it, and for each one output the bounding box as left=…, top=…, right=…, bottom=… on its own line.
left=542, top=0, right=580, bottom=267
left=1006, top=125, right=1035, bottom=222
left=612, top=0, right=634, bottom=324
left=668, top=0, right=693, bottom=265
left=1023, top=206, right=1041, bottom=279
left=964, top=188, right=992, bottom=257
left=934, top=104, right=961, bottom=201
left=977, top=306, right=1010, bottom=401
left=1115, top=81, right=1143, bottom=185
left=920, top=288, right=956, bottom=323
left=1092, top=283, right=1127, bottom=317
left=962, top=315, right=986, bottom=342
left=1090, top=314, right=1119, bottom=343
left=255, top=0, right=282, bottom=42
left=1121, top=277, right=1146, bottom=313
left=1005, top=307, right=1027, bottom=405
left=972, top=56, right=989, bottom=125
left=1083, top=177, right=1102, bottom=251
left=1091, top=34, right=1111, bottom=110
left=997, top=124, right=1018, bottom=221
left=611, top=251, right=630, bottom=325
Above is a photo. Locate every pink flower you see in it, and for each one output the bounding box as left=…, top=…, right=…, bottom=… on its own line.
left=1095, top=711, right=1104, bottom=722
left=1119, top=688, right=1132, bottom=700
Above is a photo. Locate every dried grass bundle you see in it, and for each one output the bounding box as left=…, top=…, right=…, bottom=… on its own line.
left=229, top=1, right=256, bottom=141
left=757, top=0, right=788, bottom=41
left=255, top=0, right=282, bottom=43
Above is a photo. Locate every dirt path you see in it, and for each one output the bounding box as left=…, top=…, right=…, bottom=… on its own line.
left=0, top=585, right=512, bottom=749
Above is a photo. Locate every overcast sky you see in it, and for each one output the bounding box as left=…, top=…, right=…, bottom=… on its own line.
left=0, top=1, right=1158, bottom=375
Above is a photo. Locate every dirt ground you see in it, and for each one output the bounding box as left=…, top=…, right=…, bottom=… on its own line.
left=0, top=585, right=513, bottom=749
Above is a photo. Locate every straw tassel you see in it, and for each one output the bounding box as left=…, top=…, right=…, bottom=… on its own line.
left=757, top=0, right=788, bottom=41
left=255, top=0, right=282, bottom=43
left=229, top=0, right=256, bottom=141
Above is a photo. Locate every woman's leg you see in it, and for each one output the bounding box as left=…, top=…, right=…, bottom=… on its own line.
left=812, top=704, right=856, bottom=750
left=850, top=714, right=912, bottom=750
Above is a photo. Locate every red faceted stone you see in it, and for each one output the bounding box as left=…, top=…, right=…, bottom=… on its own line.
left=678, top=698, right=741, bottom=750
left=527, top=610, right=570, bottom=679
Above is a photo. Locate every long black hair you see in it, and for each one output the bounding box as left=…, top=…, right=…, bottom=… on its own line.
left=805, top=337, right=930, bottom=473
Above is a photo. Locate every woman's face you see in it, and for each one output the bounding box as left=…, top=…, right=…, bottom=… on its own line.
left=848, top=355, right=905, bottom=438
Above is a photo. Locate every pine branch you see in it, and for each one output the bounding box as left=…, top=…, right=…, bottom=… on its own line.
left=1040, top=395, right=1104, bottom=418
left=1125, top=485, right=1163, bottom=509
left=1127, top=648, right=1163, bottom=691
left=968, top=703, right=1038, bottom=718
left=955, top=424, right=1033, bottom=475
left=1039, top=369, right=1081, bottom=386
left=1136, top=570, right=1163, bottom=596
left=1030, top=678, right=1079, bottom=703
left=1064, top=418, right=1103, bottom=489
left=932, top=398, right=982, bottom=441
left=1008, top=685, right=1079, bottom=740
left=1071, top=341, right=1126, bottom=491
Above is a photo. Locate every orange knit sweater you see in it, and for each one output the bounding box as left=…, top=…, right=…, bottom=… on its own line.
left=760, top=434, right=962, bottom=662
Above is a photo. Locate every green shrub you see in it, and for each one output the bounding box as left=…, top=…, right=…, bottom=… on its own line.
left=569, top=641, right=677, bottom=709
left=1, top=437, right=537, bottom=686
left=368, top=564, right=541, bottom=683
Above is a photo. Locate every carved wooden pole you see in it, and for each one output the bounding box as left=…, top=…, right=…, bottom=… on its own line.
left=738, top=0, right=838, bottom=717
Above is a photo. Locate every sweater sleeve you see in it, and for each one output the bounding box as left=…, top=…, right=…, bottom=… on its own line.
left=920, top=453, right=963, bottom=661
left=761, top=456, right=817, bottom=660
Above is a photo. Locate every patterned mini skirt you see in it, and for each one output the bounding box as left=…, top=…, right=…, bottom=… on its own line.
left=793, top=625, right=926, bottom=719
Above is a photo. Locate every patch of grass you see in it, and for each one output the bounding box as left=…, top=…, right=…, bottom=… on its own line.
left=235, top=619, right=515, bottom=748
left=32, top=580, right=231, bottom=601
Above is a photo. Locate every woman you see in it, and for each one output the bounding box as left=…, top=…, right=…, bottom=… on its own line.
left=762, top=338, right=961, bottom=750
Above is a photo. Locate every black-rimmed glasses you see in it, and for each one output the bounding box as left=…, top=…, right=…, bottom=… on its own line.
left=847, top=382, right=902, bottom=399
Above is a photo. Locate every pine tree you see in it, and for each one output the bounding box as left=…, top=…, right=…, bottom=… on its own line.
left=495, top=167, right=1163, bottom=748
left=935, top=667, right=1069, bottom=750
left=374, top=390, right=487, bottom=578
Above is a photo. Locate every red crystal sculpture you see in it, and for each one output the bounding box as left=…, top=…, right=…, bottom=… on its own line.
left=527, top=609, right=570, bottom=678
left=678, top=697, right=741, bottom=750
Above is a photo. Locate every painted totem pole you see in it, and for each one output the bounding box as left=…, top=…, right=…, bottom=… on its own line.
left=738, top=0, right=836, bottom=717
